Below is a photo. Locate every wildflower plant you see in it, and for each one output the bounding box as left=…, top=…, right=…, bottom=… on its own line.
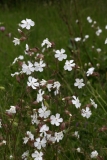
left=1, top=16, right=107, bottom=160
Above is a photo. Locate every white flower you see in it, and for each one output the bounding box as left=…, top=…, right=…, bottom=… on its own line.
left=22, top=150, right=29, bottom=160
left=46, top=134, right=55, bottom=143
left=40, top=79, right=47, bottom=86
left=74, top=78, right=85, bottom=89
left=26, top=131, right=34, bottom=141
left=64, top=60, right=75, bottom=71
left=34, top=60, right=46, bottom=72
left=85, top=35, right=89, bottom=39
left=53, top=81, right=61, bottom=95
left=50, top=113, right=63, bottom=126
left=32, top=150, right=43, bottom=160
left=55, top=131, right=64, bottom=142
left=20, top=18, right=35, bottom=30
left=81, top=107, right=92, bottom=118
left=87, top=16, right=92, bottom=23
left=9, top=155, right=13, bottom=159
left=74, top=37, right=81, bottom=42
left=13, top=38, right=20, bottom=45
left=96, top=28, right=102, bottom=36
left=90, top=150, right=98, bottom=158
left=86, top=67, right=95, bottom=76
left=34, top=137, right=47, bottom=150
left=22, top=61, right=35, bottom=75
left=31, top=113, right=40, bottom=125
left=36, top=89, right=44, bottom=103
left=46, top=83, right=53, bottom=92
left=76, top=147, right=81, bottom=152
left=2, top=140, right=6, bottom=145
left=105, top=25, right=107, bottom=29
left=72, top=96, right=81, bottom=108
left=96, top=48, right=101, bottom=53
left=23, top=137, right=29, bottom=144
left=27, top=76, right=39, bottom=89
left=6, top=106, right=16, bottom=114
left=41, top=38, right=52, bottom=48
left=38, top=103, right=51, bottom=118
left=105, top=38, right=107, bottom=44
left=40, top=124, right=49, bottom=137
left=55, top=49, right=67, bottom=61
left=90, top=99, right=97, bottom=109
left=74, top=131, right=79, bottom=139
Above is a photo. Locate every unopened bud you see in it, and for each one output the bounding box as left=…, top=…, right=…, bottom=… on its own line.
left=20, top=36, right=27, bottom=41
left=60, top=122, right=66, bottom=130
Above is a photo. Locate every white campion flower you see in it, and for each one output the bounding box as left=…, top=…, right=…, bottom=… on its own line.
left=12, top=55, right=24, bottom=64
left=22, top=150, right=29, bottom=160
left=23, top=137, right=29, bottom=144
left=53, top=81, right=61, bottom=95
left=26, top=131, right=34, bottom=141
left=55, top=131, right=64, bottom=142
left=31, top=113, right=40, bottom=125
left=34, top=59, right=46, bottom=72
left=105, top=25, right=107, bottom=29
left=40, top=124, right=49, bottom=137
left=87, top=16, right=92, bottom=23
left=19, top=18, right=35, bottom=30
left=74, top=131, right=79, bottom=139
left=46, top=83, right=53, bottom=92
left=76, top=147, right=81, bottom=152
left=36, top=89, right=44, bottom=103
left=40, top=79, right=47, bottom=86
left=72, top=96, right=81, bottom=108
left=22, top=61, right=35, bottom=75
left=86, top=67, right=95, bottom=76
left=34, top=137, right=47, bottom=150
left=55, top=49, right=67, bottom=61
left=38, top=103, right=51, bottom=118
left=74, top=78, right=85, bottom=89
left=64, top=60, right=75, bottom=71
left=46, top=133, right=55, bottom=143
left=41, top=38, right=52, bottom=48
left=13, top=38, right=20, bottom=45
left=50, top=113, right=63, bottom=126
left=96, top=48, right=101, bottom=53
left=105, top=38, right=107, bottom=44
left=27, top=76, right=39, bottom=89
left=74, top=37, right=81, bottom=42
left=6, top=106, right=16, bottom=114
left=90, top=99, right=97, bottom=109
left=32, top=151, right=43, bottom=160
left=81, top=107, right=92, bottom=118
left=90, top=150, right=98, bottom=159
left=96, top=27, right=102, bottom=36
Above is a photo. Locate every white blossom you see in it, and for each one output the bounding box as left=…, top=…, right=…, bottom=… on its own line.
left=50, top=113, right=63, bottom=126
left=81, top=107, right=92, bottom=118
left=34, top=59, right=46, bottom=72
left=90, top=150, right=98, bottom=159
left=90, top=99, right=97, bottom=109
left=74, top=131, right=79, bottom=139
left=72, top=96, right=81, bottom=108
left=41, top=38, right=52, bottom=48
left=19, top=18, right=35, bottom=30
left=13, top=38, right=20, bottom=45
left=64, top=60, right=75, bottom=71
left=55, top=49, right=67, bottom=61
left=38, top=103, right=51, bottom=118
left=32, top=150, right=43, bottom=160
left=22, top=150, right=29, bottom=160
left=74, top=37, right=81, bottom=42
left=6, top=106, right=16, bottom=114
left=36, top=89, right=44, bottom=103
left=22, top=61, right=35, bottom=75
left=55, top=131, right=64, bottom=142
left=74, top=78, right=85, bottom=89
left=34, top=137, right=47, bottom=150
left=27, top=76, right=39, bottom=89
left=86, top=67, right=95, bottom=76
left=31, top=113, right=40, bottom=125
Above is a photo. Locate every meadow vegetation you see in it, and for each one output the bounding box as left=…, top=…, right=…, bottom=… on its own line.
left=0, top=0, right=107, bottom=159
